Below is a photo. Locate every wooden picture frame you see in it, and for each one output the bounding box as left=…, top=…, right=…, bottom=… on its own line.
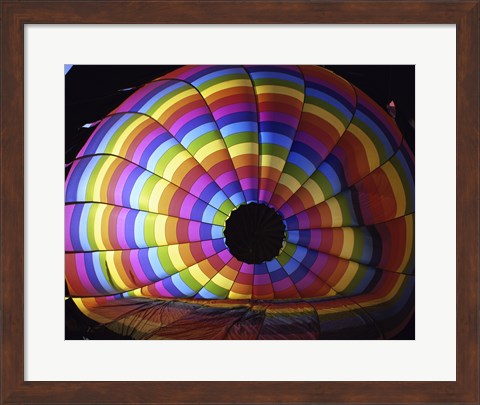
left=1, top=1, right=478, bottom=403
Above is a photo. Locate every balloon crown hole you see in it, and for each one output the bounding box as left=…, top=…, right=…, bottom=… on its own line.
left=224, top=203, right=286, bottom=264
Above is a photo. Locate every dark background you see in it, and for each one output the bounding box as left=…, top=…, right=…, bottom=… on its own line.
left=65, top=65, right=415, bottom=340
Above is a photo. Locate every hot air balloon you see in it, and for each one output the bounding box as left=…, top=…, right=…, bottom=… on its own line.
left=65, top=65, right=414, bottom=340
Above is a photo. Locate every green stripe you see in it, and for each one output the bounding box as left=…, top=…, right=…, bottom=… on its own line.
left=156, top=246, right=177, bottom=275
left=154, top=143, right=185, bottom=176
left=84, top=156, right=108, bottom=201
left=196, top=73, right=248, bottom=92
left=224, top=132, right=258, bottom=148
left=143, top=213, right=157, bottom=246
left=179, top=269, right=203, bottom=291
left=138, top=175, right=159, bottom=211
left=145, top=84, right=191, bottom=117
left=202, top=280, right=229, bottom=298
left=86, top=204, right=100, bottom=250
left=188, top=131, right=220, bottom=155
left=104, top=115, right=139, bottom=153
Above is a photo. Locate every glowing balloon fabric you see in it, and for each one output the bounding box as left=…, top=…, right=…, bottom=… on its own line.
left=65, top=65, right=414, bottom=339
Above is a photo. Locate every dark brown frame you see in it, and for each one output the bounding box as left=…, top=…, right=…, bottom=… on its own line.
left=1, top=1, right=478, bottom=404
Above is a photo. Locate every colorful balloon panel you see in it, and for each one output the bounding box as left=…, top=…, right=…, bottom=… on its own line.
left=66, top=65, right=414, bottom=339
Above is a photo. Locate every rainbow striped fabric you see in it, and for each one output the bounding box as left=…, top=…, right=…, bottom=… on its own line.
left=65, top=65, right=414, bottom=339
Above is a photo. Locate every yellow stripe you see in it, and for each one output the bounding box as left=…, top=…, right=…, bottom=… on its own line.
left=303, top=178, right=326, bottom=205
left=187, top=265, right=210, bottom=285
left=194, top=139, right=225, bottom=163
left=92, top=156, right=116, bottom=201
left=93, top=204, right=108, bottom=250
left=228, top=142, right=258, bottom=159
left=162, top=150, right=191, bottom=179
left=332, top=261, right=359, bottom=292
left=303, top=103, right=344, bottom=134
left=151, top=88, right=197, bottom=121
left=201, top=80, right=253, bottom=98
left=111, top=116, right=148, bottom=155
left=167, top=244, right=187, bottom=271
left=105, top=251, right=130, bottom=290
left=278, top=172, right=302, bottom=194
left=326, top=197, right=343, bottom=227
left=260, top=154, right=284, bottom=170
left=348, top=124, right=380, bottom=171
left=211, top=272, right=234, bottom=289
left=255, top=85, right=304, bottom=102
left=73, top=298, right=111, bottom=323
left=228, top=291, right=252, bottom=300
left=148, top=179, right=170, bottom=212
left=339, top=228, right=355, bottom=259
left=154, top=216, right=168, bottom=245
left=382, top=162, right=406, bottom=217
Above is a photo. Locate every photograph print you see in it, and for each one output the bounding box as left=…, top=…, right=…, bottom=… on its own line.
left=65, top=65, right=415, bottom=340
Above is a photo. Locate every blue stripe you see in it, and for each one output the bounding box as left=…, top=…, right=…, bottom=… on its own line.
left=146, top=137, right=178, bottom=173
left=137, top=81, right=187, bottom=114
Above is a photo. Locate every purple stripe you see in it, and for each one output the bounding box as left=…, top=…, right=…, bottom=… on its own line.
left=64, top=205, right=75, bottom=251
left=168, top=107, right=207, bottom=135
left=259, top=111, right=300, bottom=128
left=187, top=221, right=201, bottom=241
left=115, top=208, right=129, bottom=249
left=240, top=262, right=254, bottom=274
left=218, top=249, right=232, bottom=263
left=190, top=173, right=214, bottom=198
left=179, top=194, right=197, bottom=218
left=200, top=240, right=217, bottom=257
left=75, top=254, right=97, bottom=294
left=132, top=127, right=169, bottom=163
left=215, top=171, right=238, bottom=188
left=114, top=164, right=136, bottom=206
left=129, top=250, right=151, bottom=285
left=213, top=103, right=256, bottom=120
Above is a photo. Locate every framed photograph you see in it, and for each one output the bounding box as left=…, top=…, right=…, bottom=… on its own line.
left=1, top=1, right=478, bottom=404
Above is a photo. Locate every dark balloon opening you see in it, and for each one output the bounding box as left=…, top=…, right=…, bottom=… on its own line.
left=224, top=203, right=285, bottom=264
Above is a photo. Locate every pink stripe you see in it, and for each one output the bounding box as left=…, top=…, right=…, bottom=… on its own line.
left=240, top=263, right=254, bottom=274
left=132, top=127, right=168, bottom=163
left=179, top=194, right=196, bottom=219
left=188, top=221, right=201, bottom=241
left=253, top=274, right=271, bottom=285
left=259, top=111, right=299, bottom=128
left=114, top=165, right=136, bottom=206
left=75, top=254, right=97, bottom=294
left=129, top=250, right=150, bottom=285
left=201, top=240, right=218, bottom=257
left=212, top=103, right=255, bottom=120
left=217, top=249, right=232, bottom=263
left=258, top=189, right=273, bottom=205
left=65, top=205, right=75, bottom=251
left=153, top=281, right=175, bottom=298
left=240, top=177, right=258, bottom=191
left=168, top=106, right=208, bottom=135
left=190, top=173, right=213, bottom=197
left=115, top=208, right=129, bottom=249
left=216, top=171, right=238, bottom=188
